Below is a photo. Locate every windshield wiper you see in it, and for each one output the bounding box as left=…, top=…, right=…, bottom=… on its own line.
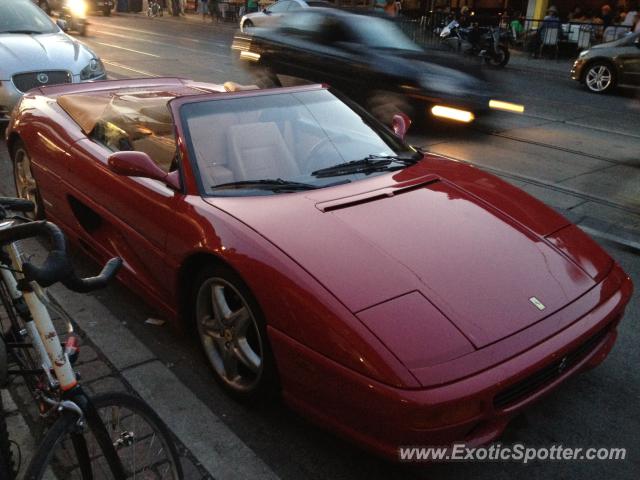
left=1, top=30, right=44, bottom=34
left=311, top=153, right=421, bottom=178
left=212, top=179, right=318, bottom=191
left=211, top=178, right=351, bottom=192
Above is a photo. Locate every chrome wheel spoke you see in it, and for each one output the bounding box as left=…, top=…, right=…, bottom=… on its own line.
left=221, top=347, right=239, bottom=380
left=200, top=315, right=223, bottom=338
left=233, top=338, right=261, bottom=373
left=211, top=285, right=232, bottom=323
left=230, top=306, right=251, bottom=336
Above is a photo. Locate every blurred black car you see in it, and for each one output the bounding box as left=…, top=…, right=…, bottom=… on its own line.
left=232, top=9, right=495, bottom=124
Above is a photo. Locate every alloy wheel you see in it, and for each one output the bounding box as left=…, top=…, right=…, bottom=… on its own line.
left=13, top=147, right=40, bottom=219
left=195, top=277, right=264, bottom=392
left=585, top=64, right=613, bottom=93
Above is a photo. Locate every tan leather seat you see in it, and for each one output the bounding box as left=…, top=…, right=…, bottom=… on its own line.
left=186, top=114, right=239, bottom=187
left=227, top=122, right=300, bottom=181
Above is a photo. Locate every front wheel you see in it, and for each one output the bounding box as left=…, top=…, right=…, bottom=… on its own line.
left=23, top=392, right=183, bottom=480
left=103, top=6, right=112, bottom=16
left=242, top=19, right=254, bottom=31
left=485, top=45, right=510, bottom=67
left=11, top=140, right=44, bottom=220
left=193, top=264, right=278, bottom=402
left=584, top=62, right=616, bottom=93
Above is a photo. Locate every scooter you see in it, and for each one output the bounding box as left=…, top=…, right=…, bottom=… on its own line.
left=440, top=20, right=510, bottom=67
left=60, top=0, right=88, bottom=36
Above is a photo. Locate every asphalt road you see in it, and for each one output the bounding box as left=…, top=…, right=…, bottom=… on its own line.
left=2, top=12, right=640, bottom=479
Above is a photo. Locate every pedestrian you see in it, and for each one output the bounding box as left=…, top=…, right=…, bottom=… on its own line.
left=600, top=4, right=614, bottom=29
left=383, top=0, right=398, bottom=16
left=622, top=1, right=638, bottom=28
left=373, top=0, right=386, bottom=13
left=200, top=0, right=209, bottom=18
left=529, top=5, right=560, bottom=58
left=208, top=0, right=219, bottom=22
left=246, top=0, right=258, bottom=13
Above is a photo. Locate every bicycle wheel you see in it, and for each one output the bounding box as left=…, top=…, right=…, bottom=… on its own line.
left=0, top=391, right=16, bottom=480
left=24, top=391, right=183, bottom=479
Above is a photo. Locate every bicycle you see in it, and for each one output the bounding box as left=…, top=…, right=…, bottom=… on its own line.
left=0, top=197, right=183, bottom=479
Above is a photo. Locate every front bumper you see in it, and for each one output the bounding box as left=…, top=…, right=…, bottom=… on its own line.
left=571, top=58, right=586, bottom=81
left=270, top=263, right=632, bottom=459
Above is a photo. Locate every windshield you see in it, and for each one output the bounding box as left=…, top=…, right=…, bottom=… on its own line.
left=351, top=17, right=422, bottom=51
left=181, top=89, right=416, bottom=196
left=0, top=0, right=58, bottom=34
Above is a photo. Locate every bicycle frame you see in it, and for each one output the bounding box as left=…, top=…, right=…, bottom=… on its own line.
left=0, top=220, right=77, bottom=392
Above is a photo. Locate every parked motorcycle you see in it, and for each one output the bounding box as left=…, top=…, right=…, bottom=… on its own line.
left=440, top=20, right=510, bottom=67
left=60, top=0, right=88, bottom=36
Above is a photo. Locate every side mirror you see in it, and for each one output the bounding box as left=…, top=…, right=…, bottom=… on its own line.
left=56, top=19, right=69, bottom=32
left=391, top=113, right=411, bottom=140
left=108, top=151, right=180, bottom=190
left=263, top=8, right=270, bottom=14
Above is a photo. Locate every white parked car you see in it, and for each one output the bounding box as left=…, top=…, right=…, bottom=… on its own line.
left=0, top=0, right=106, bottom=123
left=239, top=0, right=332, bottom=32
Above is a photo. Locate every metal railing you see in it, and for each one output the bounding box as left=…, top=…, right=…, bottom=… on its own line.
left=396, top=12, right=633, bottom=56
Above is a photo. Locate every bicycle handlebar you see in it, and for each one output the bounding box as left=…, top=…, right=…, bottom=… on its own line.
left=0, top=220, right=122, bottom=293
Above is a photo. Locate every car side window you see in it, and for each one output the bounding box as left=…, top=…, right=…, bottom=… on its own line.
left=317, top=18, right=355, bottom=45
left=287, top=1, right=302, bottom=10
left=268, top=1, right=291, bottom=13
left=280, top=11, right=323, bottom=38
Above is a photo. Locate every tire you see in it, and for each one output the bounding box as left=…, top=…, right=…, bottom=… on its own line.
left=192, top=263, right=279, bottom=402
left=485, top=45, right=510, bottom=67
left=103, top=6, right=112, bottom=16
left=242, top=19, right=254, bottom=31
left=0, top=335, right=7, bottom=388
left=78, top=23, right=87, bottom=36
left=23, top=392, right=183, bottom=480
left=0, top=393, right=15, bottom=480
left=583, top=62, right=616, bottom=94
left=11, top=140, right=45, bottom=220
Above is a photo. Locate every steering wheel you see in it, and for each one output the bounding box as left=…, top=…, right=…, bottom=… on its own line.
left=306, top=135, right=350, bottom=172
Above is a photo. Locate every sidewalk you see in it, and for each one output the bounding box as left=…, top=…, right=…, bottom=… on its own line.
left=507, top=49, right=574, bottom=77
left=109, top=9, right=239, bottom=30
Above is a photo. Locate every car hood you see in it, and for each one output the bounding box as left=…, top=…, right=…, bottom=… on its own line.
left=591, top=31, right=639, bottom=49
left=0, top=32, right=93, bottom=79
left=206, top=161, right=599, bottom=349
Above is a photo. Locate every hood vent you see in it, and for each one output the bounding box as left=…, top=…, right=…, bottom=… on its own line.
left=316, top=176, right=440, bottom=213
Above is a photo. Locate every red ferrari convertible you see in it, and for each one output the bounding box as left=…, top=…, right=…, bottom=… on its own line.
left=5, top=78, right=632, bottom=459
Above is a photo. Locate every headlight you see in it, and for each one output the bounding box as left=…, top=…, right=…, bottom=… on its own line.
left=578, top=49, right=590, bottom=58
left=68, top=0, right=88, bottom=17
left=80, top=58, right=105, bottom=81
